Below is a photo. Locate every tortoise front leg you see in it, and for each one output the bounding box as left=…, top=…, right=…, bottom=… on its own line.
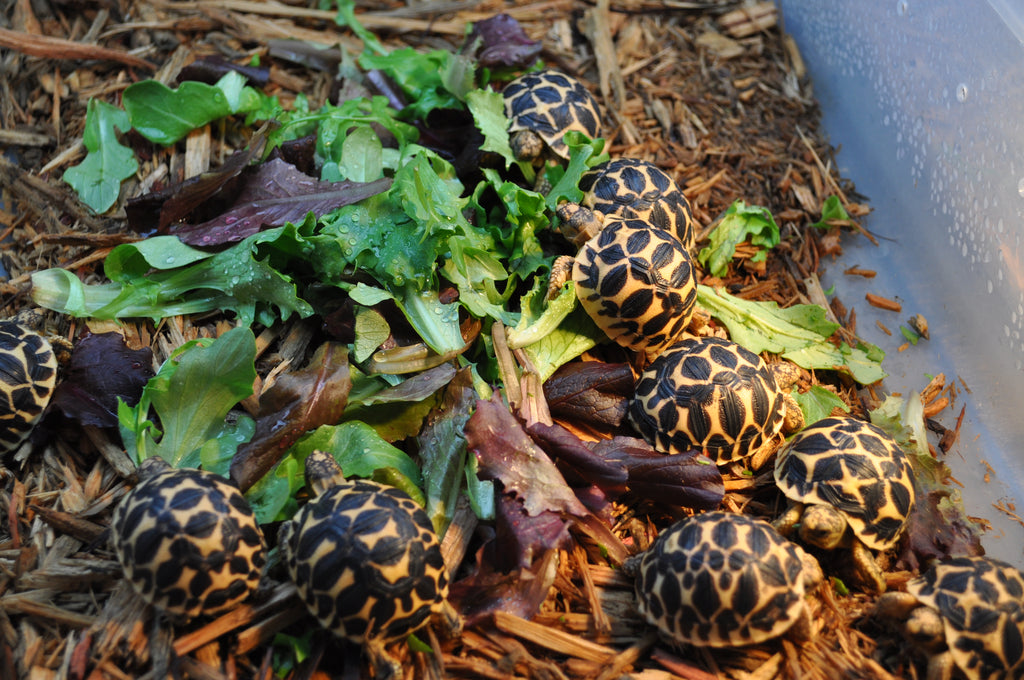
left=773, top=501, right=805, bottom=538
left=851, top=537, right=887, bottom=593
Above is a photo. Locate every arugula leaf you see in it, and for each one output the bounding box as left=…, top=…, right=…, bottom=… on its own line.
left=118, top=326, right=257, bottom=469
left=62, top=99, right=138, bottom=213
left=330, top=0, right=388, bottom=56
left=698, top=200, right=781, bottom=277
left=696, top=284, right=886, bottom=384
left=123, top=72, right=261, bottom=146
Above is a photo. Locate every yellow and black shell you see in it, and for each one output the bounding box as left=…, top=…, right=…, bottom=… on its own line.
left=0, top=321, right=57, bottom=454
left=774, top=416, right=915, bottom=551
left=561, top=158, right=696, bottom=249
left=278, top=451, right=451, bottom=647
left=503, top=68, right=602, bottom=163
left=110, top=457, right=266, bottom=618
left=903, top=556, right=1024, bottom=680
left=629, top=336, right=786, bottom=463
left=573, top=216, right=697, bottom=354
left=628, top=511, right=820, bottom=647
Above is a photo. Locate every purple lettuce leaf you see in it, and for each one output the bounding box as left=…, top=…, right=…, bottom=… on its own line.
left=590, top=436, right=725, bottom=510
left=465, top=393, right=587, bottom=518
left=171, top=158, right=392, bottom=246
left=48, top=331, right=154, bottom=428
left=543, top=360, right=632, bottom=428
left=462, top=14, right=543, bottom=69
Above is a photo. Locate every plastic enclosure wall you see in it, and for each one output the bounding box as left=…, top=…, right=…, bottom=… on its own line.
left=777, top=0, right=1024, bottom=566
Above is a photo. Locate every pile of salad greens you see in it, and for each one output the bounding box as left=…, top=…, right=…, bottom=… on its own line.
left=32, top=7, right=890, bottom=550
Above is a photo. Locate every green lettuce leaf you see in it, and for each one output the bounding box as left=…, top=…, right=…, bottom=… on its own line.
left=698, top=200, right=781, bottom=276
left=793, top=385, right=851, bottom=425
left=696, top=284, right=886, bottom=384
left=31, top=223, right=315, bottom=325
left=545, top=131, right=609, bottom=213
left=467, top=88, right=516, bottom=168
left=245, top=420, right=424, bottom=524
left=811, top=194, right=852, bottom=229
left=520, top=287, right=606, bottom=382
left=118, top=326, right=257, bottom=469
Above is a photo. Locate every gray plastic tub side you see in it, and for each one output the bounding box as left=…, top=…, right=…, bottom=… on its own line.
left=777, top=0, right=1024, bottom=566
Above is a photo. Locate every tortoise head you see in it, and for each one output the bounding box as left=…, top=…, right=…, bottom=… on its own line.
left=136, top=456, right=172, bottom=480
left=303, top=450, right=346, bottom=497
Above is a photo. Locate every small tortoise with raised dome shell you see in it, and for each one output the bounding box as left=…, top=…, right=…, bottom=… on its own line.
left=875, top=555, right=1024, bottom=680
left=558, top=215, right=698, bottom=354
left=0, top=320, right=58, bottom=454
left=629, top=336, right=804, bottom=465
left=110, top=457, right=266, bottom=619
left=773, top=416, right=916, bottom=593
left=624, top=511, right=822, bottom=648
left=278, top=450, right=460, bottom=680
left=557, top=158, right=696, bottom=250
left=502, top=68, right=602, bottom=164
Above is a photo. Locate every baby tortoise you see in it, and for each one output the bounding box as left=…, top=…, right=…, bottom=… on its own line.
left=0, top=320, right=57, bottom=454
left=875, top=555, right=1024, bottom=680
left=502, top=68, right=602, bottom=164
left=110, top=457, right=266, bottom=618
left=774, top=416, right=916, bottom=593
left=556, top=158, right=696, bottom=249
left=278, top=450, right=460, bottom=679
left=554, top=216, right=697, bottom=355
left=629, top=336, right=804, bottom=465
left=624, top=511, right=822, bottom=648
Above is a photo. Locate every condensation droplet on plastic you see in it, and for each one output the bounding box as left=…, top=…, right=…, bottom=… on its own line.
left=956, top=83, right=969, bottom=103
left=896, top=1, right=909, bottom=16
left=1017, top=177, right=1024, bottom=198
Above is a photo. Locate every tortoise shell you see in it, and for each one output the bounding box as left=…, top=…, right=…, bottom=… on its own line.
left=110, top=458, right=266, bottom=618
left=576, top=158, right=695, bottom=249
left=907, top=556, right=1024, bottom=680
left=629, top=336, right=786, bottom=463
left=278, top=456, right=450, bottom=646
left=573, top=216, right=697, bottom=353
left=631, top=511, right=818, bottom=647
left=774, top=416, right=915, bottom=551
left=0, top=321, right=57, bottom=454
left=503, top=68, right=602, bottom=162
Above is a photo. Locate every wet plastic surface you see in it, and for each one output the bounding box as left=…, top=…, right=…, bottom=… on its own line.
left=779, top=0, right=1024, bottom=566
